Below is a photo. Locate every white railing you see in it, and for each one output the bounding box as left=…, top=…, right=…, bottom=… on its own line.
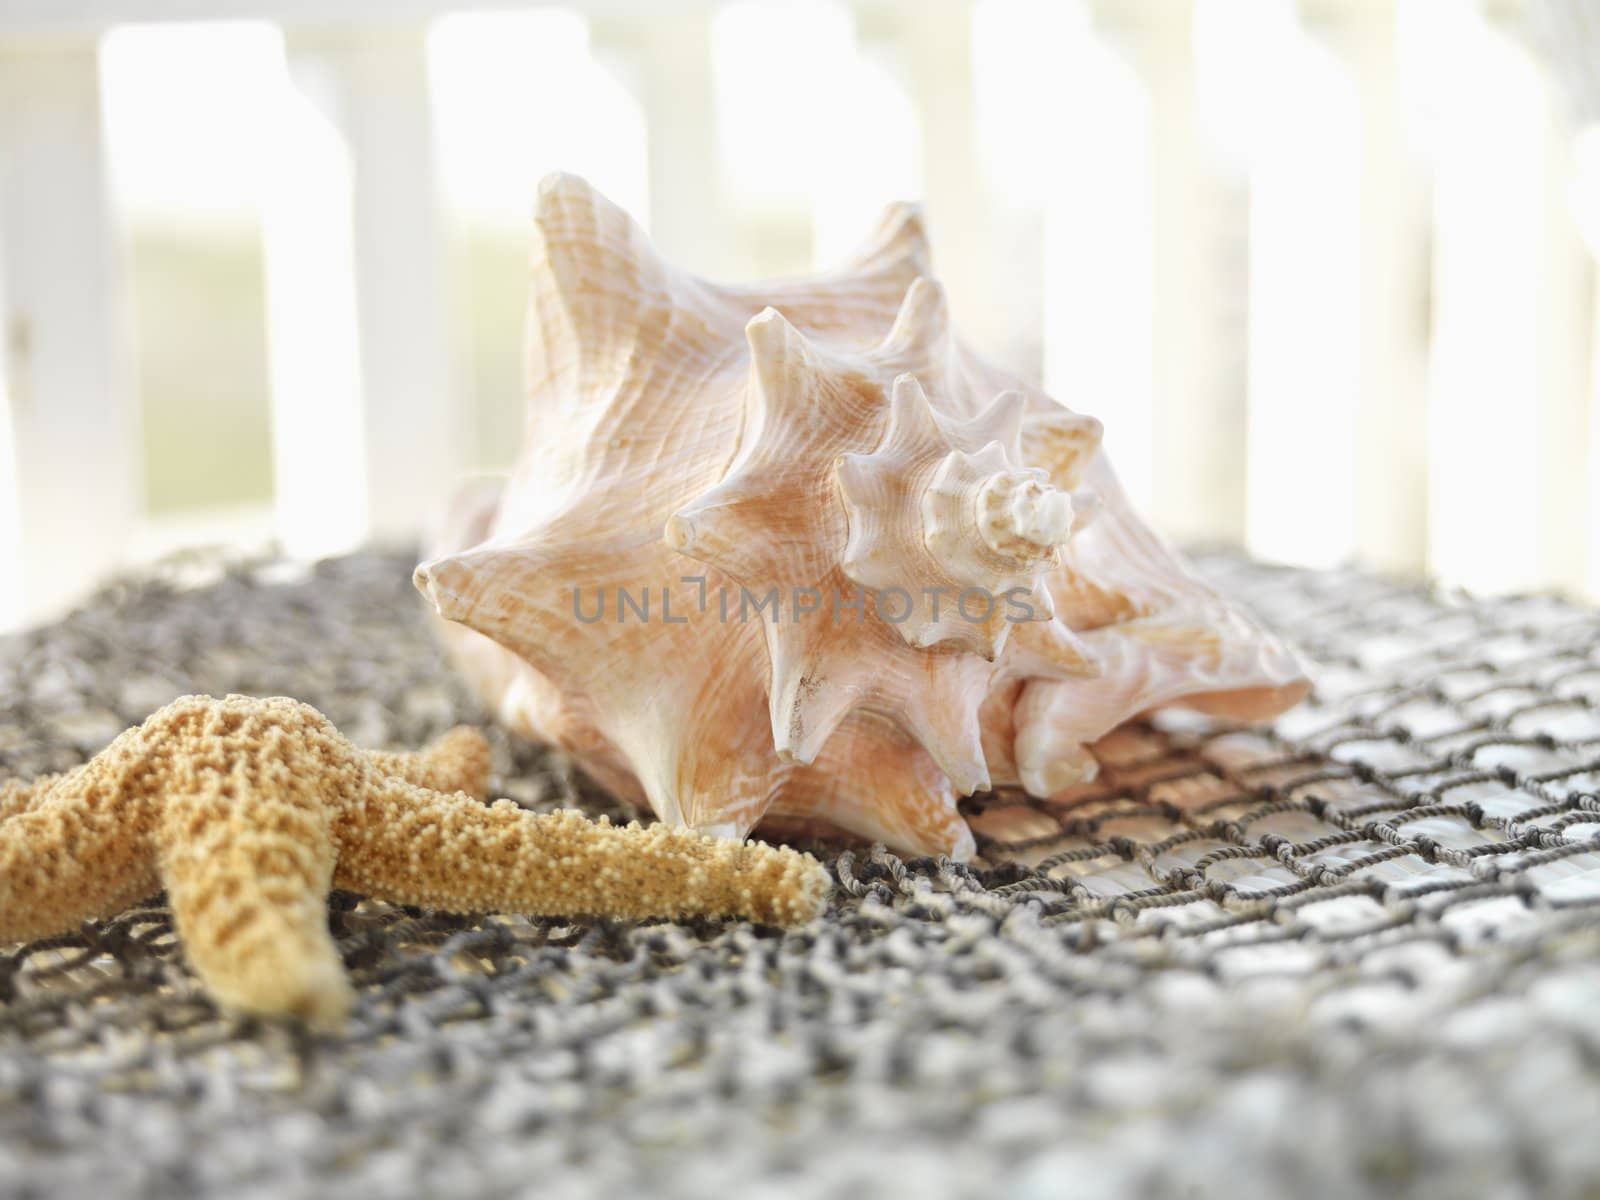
left=0, top=0, right=1595, bottom=632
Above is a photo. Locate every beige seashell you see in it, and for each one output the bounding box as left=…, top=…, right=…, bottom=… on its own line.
left=415, top=173, right=1309, bottom=861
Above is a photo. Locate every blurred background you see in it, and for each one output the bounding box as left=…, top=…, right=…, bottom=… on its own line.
left=0, top=0, right=1596, bottom=633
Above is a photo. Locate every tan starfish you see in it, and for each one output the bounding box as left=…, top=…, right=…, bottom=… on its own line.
left=0, top=695, right=829, bottom=1025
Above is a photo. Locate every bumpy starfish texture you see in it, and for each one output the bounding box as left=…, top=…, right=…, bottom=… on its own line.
left=0, top=695, right=830, bottom=1025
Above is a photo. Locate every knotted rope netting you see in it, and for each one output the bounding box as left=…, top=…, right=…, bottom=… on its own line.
left=2, top=549, right=1598, bottom=1198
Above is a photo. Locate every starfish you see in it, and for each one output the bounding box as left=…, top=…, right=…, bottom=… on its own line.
left=0, top=695, right=829, bottom=1026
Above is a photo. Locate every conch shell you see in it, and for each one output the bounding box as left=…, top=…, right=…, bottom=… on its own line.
left=415, top=174, right=1308, bottom=860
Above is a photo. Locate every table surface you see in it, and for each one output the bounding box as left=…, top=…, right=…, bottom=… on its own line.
left=2, top=548, right=1599, bottom=1199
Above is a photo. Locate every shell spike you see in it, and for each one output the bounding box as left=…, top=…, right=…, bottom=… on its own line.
left=534, top=170, right=598, bottom=215
left=1007, top=613, right=1098, bottom=680
left=891, top=371, right=926, bottom=403
left=1012, top=680, right=1102, bottom=797
left=848, top=201, right=932, bottom=278
left=526, top=170, right=673, bottom=405
left=786, top=724, right=976, bottom=860
left=414, top=542, right=576, bottom=681
left=663, top=474, right=770, bottom=579
left=876, top=277, right=950, bottom=362
left=769, top=662, right=858, bottom=766
left=414, top=552, right=489, bottom=624
left=745, top=307, right=819, bottom=421
left=941, top=389, right=1027, bottom=459
left=885, top=373, right=946, bottom=450
left=904, top=700, right=991, bottom=796
left=1025, top=405, right=1106, bottom=491
left=531, top=170, right=658, bottom=296
left=969, top=440, right=1012, bottom=476
left=745, top=304, right=796, bottom=350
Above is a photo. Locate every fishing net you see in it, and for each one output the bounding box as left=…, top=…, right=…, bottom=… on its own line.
left=2, top=548, right=1598, bottom=1198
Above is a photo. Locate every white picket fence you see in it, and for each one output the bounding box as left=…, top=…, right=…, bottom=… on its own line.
left=0, top=0, right=1596, bottom=633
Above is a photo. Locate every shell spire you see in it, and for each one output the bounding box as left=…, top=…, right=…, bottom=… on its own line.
left=835, top=374, right=1091, bottom=661
left=419, top=173, right=1310, bottom=861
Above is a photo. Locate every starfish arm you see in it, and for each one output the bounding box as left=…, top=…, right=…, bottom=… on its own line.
left=0, top=775, right=49, bottom=822
left=333, top=780, right=829, bottom=929
left=2, top=693, right=831, bottom=1028
left=0, top=769, right=157, bottom=942
left=114, top=695, right=366, bottom=1025
left=157, top=758, right=349, bottom=1026
left=366, top=727, right=492, bottom=802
